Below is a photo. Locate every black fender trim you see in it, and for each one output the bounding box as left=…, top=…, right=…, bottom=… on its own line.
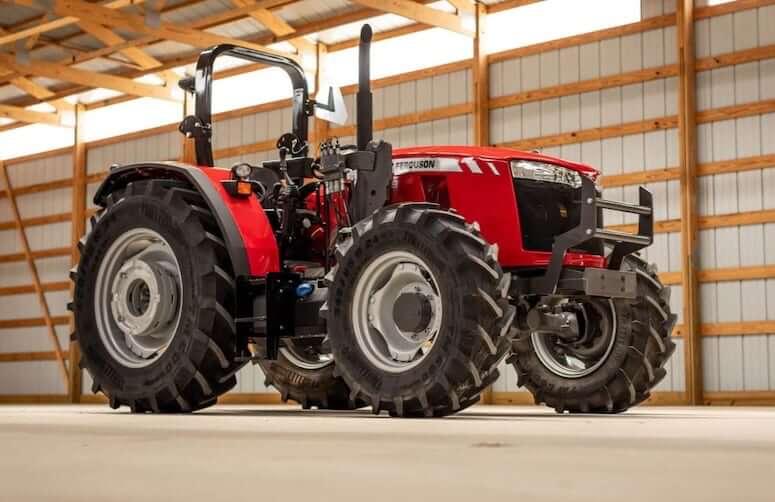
left=93, top=161, right=251, bottom=277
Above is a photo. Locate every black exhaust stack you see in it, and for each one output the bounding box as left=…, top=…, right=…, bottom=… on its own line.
left=357, top=24, right=373, bottom=151
left=348, top=23, right=391, bottom=224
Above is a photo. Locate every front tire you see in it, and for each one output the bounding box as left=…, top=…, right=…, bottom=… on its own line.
left=327, top=203, right=515, bottom=417
left=71, top=179, right=242, bottom=413
left=509, top=255, right=677, bottom=413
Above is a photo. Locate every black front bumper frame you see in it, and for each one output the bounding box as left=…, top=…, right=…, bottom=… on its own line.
left=531, top=176, right=654, bottom=296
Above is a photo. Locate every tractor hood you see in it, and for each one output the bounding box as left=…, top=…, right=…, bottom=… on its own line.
left=392, top=145, right=600, bottom=180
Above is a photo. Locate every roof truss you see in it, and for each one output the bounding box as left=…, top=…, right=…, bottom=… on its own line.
left=348, top=0, right=474, bottom=36
left=0, top=103, right=69, bottom=127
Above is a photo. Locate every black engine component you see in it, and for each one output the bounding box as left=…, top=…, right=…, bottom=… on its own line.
left=349, top=140, right=392, bottom=223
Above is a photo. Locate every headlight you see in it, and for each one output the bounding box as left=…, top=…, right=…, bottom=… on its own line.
left=510, top=160, right=582, bottom=188
left=231, top=162, right=252, bottom=179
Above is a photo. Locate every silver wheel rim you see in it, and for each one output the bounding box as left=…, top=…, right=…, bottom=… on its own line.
left=531, top=299, right=617, bottom=379
left=279, top=340, right=334, bottom=371
left=94, top=228, right=183, bottom=369
left=351, top=251, right=443, bottom=374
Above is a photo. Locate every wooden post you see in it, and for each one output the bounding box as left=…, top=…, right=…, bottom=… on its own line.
left=0, top=162, right=69, bottom=387
left=68, top=103, right=86, bottom=403
left=677, top=0, right=703, bottom=405
left=181, top=89, right=196, bottom=164
left=473, top=2, right=489, bottom=147
left=473, top=3, right=492, bottom=404
left=313, top=43, right=329, bottom=155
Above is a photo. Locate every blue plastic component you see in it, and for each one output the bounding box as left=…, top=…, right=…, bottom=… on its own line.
left=296, top=282, right=315, bottom=298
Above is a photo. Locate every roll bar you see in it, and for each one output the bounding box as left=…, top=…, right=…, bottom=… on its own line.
left=179, top=44, right=311, bottom=167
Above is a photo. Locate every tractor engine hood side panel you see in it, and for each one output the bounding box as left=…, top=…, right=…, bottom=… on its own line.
left=389, top=152, right=605, bottom=269
left=93, top=161, right=280, bottom=277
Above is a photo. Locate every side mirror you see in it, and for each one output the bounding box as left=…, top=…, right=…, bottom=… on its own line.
left=314, top=84, right=347, bottom=125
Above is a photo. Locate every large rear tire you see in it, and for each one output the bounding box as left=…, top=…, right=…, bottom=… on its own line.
left=257, top=347, right=365, bottom=410
left=71, top=179, right=242, bottom=413
left=326, top=203, right=515, bottom=417
left=509, top=255, right=677, bottom=413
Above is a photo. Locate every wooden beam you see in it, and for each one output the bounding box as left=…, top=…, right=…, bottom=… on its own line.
left=6, top=75, right=74, bottom=112
left=0, top=394, right=71, bottom=404
left=500, top=116, right=678, bottom=150
left=0, top=282, right=70, bottom=296
left=0, top=212, right=73, bottom=232
left=0, top=247, right=72, bottom=264
left=0, top=351, right=69, bottom=363
left=0, top=103, right=66, bottom=127
left=181, top=87, right=196, bottom=164
left=68, top=103, right=86, bottom=404
left=0, top=162, right=69, bottom=385
left=78, top=21, right=180, bottom=87
left=0, top=53, right=176, bottom=102
left=348, top=0, right=474, bottom=36
left=677, top=0, right=702, bottom=406
left=0, top=316, right=70, bottom=329
left=313, top=43, right=329, bottom=155
left=472, top=3, right=489, bottom=146
left=704, top=390, right=775, bottom=406
left=700, top=321, right=775, bottom=337
left=55, top=0, right=298, bottom=61
left=231, top=0, right=316, bottom=60
left=328, top=102, right=473, bottom=138
left=489, top=64, right=678, bottom=110
left=0, top=0, right=144, bottom=47
left=218, top=393, right=285, bottom=405
left=447, top=0, right=475, bottom=14
left=476, top=0, right=490, bottom=409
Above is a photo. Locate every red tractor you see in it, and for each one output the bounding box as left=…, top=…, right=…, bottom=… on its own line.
left=71, top=26, right=675, bottom=417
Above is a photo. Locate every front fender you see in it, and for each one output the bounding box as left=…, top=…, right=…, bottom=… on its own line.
left=94, top=161, right=280, bottom=277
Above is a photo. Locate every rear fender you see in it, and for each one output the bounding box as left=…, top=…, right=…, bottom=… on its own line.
left=93, top=161, right=280, bottom=277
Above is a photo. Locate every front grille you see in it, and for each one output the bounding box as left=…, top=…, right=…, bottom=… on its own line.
left=514, top=179, right=603, bottom=255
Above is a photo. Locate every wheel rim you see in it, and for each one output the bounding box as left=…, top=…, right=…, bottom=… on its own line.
left=94, top=228, right=183, bottom=369
left=531, top=299, right=616, bottom=379
left=351, top=251, right=443, bottom=374
left=279, top=339, right=334, bottom=370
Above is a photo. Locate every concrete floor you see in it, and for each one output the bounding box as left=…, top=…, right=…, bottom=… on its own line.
left=0, top=406, right=773, bottom=502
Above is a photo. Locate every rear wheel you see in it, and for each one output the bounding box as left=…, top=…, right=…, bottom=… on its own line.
left=71, top=179, right=241, bottom=413
left=326, top=203, right=515, bottom=417
left=257, top=339, right=365, bottom=410
left=509, top=255, right=677, bottom=413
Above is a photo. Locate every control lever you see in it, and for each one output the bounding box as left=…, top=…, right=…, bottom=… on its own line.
left=275, top=133, right=302, bottom=256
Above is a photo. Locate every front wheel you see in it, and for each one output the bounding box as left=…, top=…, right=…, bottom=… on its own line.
left=326, top=203, right=515, bottom=417
left=509, top=255, right=677, bottom=413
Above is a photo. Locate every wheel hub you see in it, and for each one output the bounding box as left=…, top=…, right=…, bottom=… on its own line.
left=94, top=228, right=183, bottom=368
left=392, top=292, right=434, bottom=334
left=353, top=253, right=443, bottom=371
left=531, top=299, right=616, bottom=379
left=110, top=257, right=179, bottom=339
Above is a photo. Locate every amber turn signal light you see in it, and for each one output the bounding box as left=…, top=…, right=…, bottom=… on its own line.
left=237, top=181, right=253, bottom=195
